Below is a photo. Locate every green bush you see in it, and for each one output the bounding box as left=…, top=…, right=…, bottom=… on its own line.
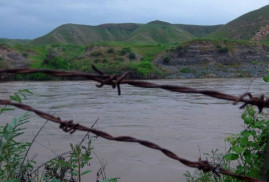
left=217, top=46, right=229, bottom=53
left=128, top=51, right=136, bottom=59
left=162, top=56, right=170, bottom=64
left=180, top=67, right=193, bottom=73
left=185, top=106, right=268, bottom=181
left=107, top=48, right=114, bottom=53
left=176, top=45, right=184, bottom=51
left=90, top=51, right=103, bottom=57
left=47, top=57, right=70, bottom=70
left=119, top=47, right=131, bottom=56
left=139, top=61, right=153, bottom=69
left=103, top=58, right=108, bottom=63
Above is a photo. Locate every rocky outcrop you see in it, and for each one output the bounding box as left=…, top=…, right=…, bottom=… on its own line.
left=154, top=40, right=269, bottom=78
left=252, top=24, right=269, bottom=41
left=0, top=44, right=31, bottom=68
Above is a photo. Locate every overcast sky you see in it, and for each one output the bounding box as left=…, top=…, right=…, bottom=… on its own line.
left=0, top=0, right=268, bottom=39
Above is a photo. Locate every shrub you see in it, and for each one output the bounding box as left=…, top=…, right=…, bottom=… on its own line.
left=90, top=51, right=102, bottom=57
left=217, top=46, right=229, bottom=53
left=119, top=47, right=131, bottom=56
left=47, top=57, right=70, bottom=70
left=22, top=52, right=29, bottom=57
left=185, top=106, right=268, bottom=181
left=128, top=51, right=136, bottom=59
left=107, top=48, right=114, bottom=53
left=103, top=58, right=108, bottom=63
left=176, top=45, right=184, bottom=51
left=139, top=61, right=153, bottom=70
left=162, top=56, right=170, bottom=64
left=180, top=68, right=193, bottom=73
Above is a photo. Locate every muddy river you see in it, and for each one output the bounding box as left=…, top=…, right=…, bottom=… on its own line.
left=0, top=78, right=268, bottom=182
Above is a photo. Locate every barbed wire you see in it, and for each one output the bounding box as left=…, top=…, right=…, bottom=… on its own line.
left=1, top=66, right=269, bottom=112
left=1, top=67, right=269, bottom=181
left=0, top=99, right=264, bottom=182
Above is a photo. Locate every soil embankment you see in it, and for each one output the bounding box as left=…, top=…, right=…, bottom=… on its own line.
left=154, top=40, right=269, bottom=78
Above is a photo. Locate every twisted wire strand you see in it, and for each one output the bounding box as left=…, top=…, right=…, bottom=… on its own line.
left=1, top=67, right=269, bottom=112
left=0, top=99, right=264, bottom=182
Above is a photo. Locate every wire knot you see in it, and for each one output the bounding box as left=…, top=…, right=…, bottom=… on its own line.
left=233, top=93, right=269, bottom=112
left=198, top=158, right=212, bottom=172
left=198, top=158, right=221, bottom=177
left=92, top=65, right=129, bottom=95
left=59, top=120, right=79, bottom=134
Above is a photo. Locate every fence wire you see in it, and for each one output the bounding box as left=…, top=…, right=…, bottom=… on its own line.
left=1, top=66, right=268, bottom=112
left=0, top=66, right=268, bottom=182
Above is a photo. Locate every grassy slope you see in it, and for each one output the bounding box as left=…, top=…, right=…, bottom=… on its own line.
left=31, top=20, right=225, bottom=45
left=0, top=38, right=31, bottom=45
left=208, top=5, right=269, bottom=40
left=32, top=23, right=141, bottom=45
left=176, top=24, right=223, bottom=38
left=126, top=21, right=195, bottom=44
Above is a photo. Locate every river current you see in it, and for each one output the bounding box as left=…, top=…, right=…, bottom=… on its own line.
left=0, top=78, right=268, bottom=182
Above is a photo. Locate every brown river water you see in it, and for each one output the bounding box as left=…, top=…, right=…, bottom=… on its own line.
left=0, top=78, right=269, bottom=182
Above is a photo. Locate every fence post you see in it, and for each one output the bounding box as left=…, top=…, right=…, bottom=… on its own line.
left=262, top=138, right=269, bottom=180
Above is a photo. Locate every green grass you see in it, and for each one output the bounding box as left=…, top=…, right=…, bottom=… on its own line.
left=12, top=42, right=168, bottom=79
left=207, top=5, right=269, bottom=40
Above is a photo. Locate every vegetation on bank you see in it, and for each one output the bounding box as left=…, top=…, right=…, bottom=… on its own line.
left=185, top=105, right=269, bottom=181
left=1, top=38, right=269, bottom=80
left=0, top=42, right=170, bottom=80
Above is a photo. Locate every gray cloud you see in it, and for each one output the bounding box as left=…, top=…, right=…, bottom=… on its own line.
left=0, top=0, right=268, bottom=39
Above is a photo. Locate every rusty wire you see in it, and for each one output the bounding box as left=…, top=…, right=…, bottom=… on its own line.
left=1, top=67, right=269, bottom=181
left=1, top=66, right=269, bottom=112
left=0, top=99, right=264, bottom=182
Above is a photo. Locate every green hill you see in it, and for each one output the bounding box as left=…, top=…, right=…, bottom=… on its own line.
left=32, top=21, right=223, bottom=45
left=208, top=5, right=269, bottom=40
left=126, top=20, right=195, bottom=44
left=0, top=38, right=30, bottom=45
left=31, top=4, right=269, bottom=45
left=176, top=24, right=223, bottom=38
left=32, top=23, right=141, bottom=45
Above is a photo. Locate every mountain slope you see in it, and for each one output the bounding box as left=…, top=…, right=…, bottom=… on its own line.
left=208, top=5, right=269, bottom=40
left=126, top=20, right=195, bottom=44
left=32, top=21, right=222, bottom=45
left=32, top=23, right=141, bottom=45
left=176, top=24, right=223, bottom=38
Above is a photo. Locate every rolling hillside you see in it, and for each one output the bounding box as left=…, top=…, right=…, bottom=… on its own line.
left=126, top=20, right=195, bottom=44
left=208, top=5, right=269, bottom=40
left=32, top=21, right=222, bottom=45
left=176, top=24, right=223, bottom=38
left=32, top=23, right=141, bottom=45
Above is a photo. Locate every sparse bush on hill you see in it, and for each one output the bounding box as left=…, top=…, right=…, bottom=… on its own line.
left=119, top=47, right=131, bottom=55
left=103, top=58, right=108, bottom=63
left=162, top=56, right=170, bottom=64
left=216, top=45, right=229, bottom=53
left=90, top=51, right=103, bottom=57
left=107, top=48, right=114, bottom=53
left=176, top=45, right=184, bottom=51
left=180, top=67, right=193, bottom=73
left=128, top=51, right=136, bottom=59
